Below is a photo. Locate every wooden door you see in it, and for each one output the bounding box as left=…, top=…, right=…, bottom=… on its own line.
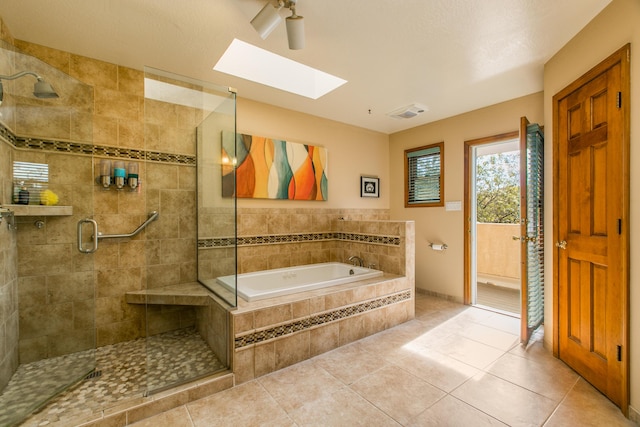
left=553, top=44, right=629, bottom=410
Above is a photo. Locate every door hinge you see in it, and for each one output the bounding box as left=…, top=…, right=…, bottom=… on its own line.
left=618, top=219, right=622, bottom=235
left=616, top=92, right=622, bottom=109
left=617, top=345, right=622, bottom=362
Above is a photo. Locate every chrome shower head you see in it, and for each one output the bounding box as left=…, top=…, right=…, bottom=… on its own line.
left=0, top=71, right=59, bottom=100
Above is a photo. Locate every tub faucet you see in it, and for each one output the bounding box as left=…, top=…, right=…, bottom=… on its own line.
left=348, top=255, right=364, bottom=267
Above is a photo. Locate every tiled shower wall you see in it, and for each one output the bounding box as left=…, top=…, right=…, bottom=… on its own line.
left=0, top=16, right=19, bottom=393
left=0, top=26, right=203, bottom=364
left=0, top=139, right=19, bottom=391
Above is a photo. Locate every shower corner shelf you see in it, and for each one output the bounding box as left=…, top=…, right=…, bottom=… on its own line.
left=2, top=204, right=73, bottom=217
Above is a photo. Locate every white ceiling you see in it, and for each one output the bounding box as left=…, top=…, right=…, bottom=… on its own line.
left=0, top=0, right=611, bottom=134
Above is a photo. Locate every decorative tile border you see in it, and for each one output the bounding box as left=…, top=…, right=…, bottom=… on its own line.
left=199, top=232, right=401, bottom=249
left=234, top=290, right=411, bottom=349
left=1, top=122, right=195, bottom=165
left=339, top=232, right=401, bottom=245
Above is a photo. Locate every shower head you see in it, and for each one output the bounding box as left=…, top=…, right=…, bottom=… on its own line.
left=33, top=78, right=59, bottom=98
left=0, top=71, right=59, bottom=101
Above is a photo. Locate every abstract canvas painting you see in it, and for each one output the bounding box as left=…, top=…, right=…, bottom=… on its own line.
left=222, top=132, right=328, bottom=200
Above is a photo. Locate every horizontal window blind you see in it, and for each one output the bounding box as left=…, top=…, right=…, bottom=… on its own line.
left=406, top=145, right=441, bottom=205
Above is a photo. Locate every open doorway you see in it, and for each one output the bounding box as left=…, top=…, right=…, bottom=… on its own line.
left=468, top=136, right=521, bottom=316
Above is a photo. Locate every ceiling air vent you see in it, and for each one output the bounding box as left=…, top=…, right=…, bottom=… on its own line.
left=387, top=103, right=428, bottom=119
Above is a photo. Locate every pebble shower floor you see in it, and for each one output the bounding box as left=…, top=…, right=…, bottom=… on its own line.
left=0, top=327, right=225, bottom=426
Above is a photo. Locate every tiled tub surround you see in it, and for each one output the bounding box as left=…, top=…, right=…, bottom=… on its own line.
left=198, top=207, right=406, bottom=281
left=231, top=276, right=414, bottom=384
left=228, top=219, right=415, bottom=383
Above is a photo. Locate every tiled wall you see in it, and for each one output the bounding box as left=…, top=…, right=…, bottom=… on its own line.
left=0, top=36, right=203, bottom=362
left=0, top=139, right=19, bottom=391
left=0, top=16, right=19, bottom=393
left=198, top=207, right=394, bottom=281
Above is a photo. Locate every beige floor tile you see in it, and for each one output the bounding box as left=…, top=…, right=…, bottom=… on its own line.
left=479, top=312, right=521, bottom=335
left=544, top=378, right=635, bottom=427
left=186, top=381, right=289, bottom=426
left=312, top=341, right=389, bottom=385
left=426, top=334, right=505, bottom=369
left=288, top=386, right=401, bottom=426
left=459, top=323, right=519, bottom=351
left=350, top=364, right=445, bottom=425
left=451, top=306, right=495, bottom=324
left=129, top=406, right=194, bottom=427
left=452, top=372, right=556, bottom=427
left=509, top=339, right=552, bottom=360
left=404, top=320, right=466, bottom=351
left=407, top=395, right=508, bottom=427
left=257, top=360, right=345, bottom=413
left=487, top=352, right=579, bottom=402
left=355, top=319, right=434, bottom=360
left=395, top=347, right=479, bottom=393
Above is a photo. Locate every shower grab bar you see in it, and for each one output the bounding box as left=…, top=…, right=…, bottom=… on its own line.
left=97, top=211, right=159, bottom=240
left=77, top=211, right=159, bottom=253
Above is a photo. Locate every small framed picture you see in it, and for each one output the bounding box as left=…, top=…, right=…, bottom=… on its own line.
left=361, top=176, right=379, bottom=198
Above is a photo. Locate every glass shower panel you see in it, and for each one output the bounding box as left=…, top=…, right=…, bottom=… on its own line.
left=196, top=93, right=237, bottom=308
left=0, top=40, right=95, bottom=426
left=143, top=68, right=235, bottom=395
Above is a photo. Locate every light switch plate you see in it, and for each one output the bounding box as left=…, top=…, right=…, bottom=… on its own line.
left=445, top=201, right=461, bottom=211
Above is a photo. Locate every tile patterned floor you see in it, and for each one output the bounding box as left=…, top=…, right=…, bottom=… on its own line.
left=132, top=294, right=637, bottom=427
left=3, top=327, right=225, bottom=427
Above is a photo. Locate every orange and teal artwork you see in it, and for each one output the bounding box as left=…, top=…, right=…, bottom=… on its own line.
left=221, top=132, right=328, bottom=200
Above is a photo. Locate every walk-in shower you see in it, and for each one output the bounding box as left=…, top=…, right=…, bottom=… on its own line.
left=0, top=41, right=235, bottom=426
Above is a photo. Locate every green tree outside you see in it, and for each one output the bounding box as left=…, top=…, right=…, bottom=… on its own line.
left=476, top=151, right=520, bottom=224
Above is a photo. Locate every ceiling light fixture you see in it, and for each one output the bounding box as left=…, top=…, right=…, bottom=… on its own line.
left=251, top=0, right=305, bottom=50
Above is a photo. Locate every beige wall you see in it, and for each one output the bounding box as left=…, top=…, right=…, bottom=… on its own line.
left=389, top=92, right=543, bottom=299
left=237, top=98, right=389, bottom=210
left=543, top=0, right=640, bottom=415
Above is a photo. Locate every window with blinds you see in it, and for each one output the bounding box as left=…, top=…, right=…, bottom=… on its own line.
left=405, top=142, right=444, bottom=207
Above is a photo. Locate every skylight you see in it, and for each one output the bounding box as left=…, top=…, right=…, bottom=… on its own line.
left=213, top=39, right=347, bottom=100
left=144, top=78, right=229, bottom=111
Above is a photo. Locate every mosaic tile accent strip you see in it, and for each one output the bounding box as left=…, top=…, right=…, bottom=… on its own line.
left=0, top=122, right=195, bottom=165
left=199, top=232, right=401, bottom=249
left=338, top=232, right=401, bottom=245
left=234, top=290, right=411, bottom=349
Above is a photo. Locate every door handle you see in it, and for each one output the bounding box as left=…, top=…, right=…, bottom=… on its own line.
left=77, top=218, right=99, bottom=253
left=555, top=240, right=567, bottom=250
left=513, top=235, right=535, bottom=242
